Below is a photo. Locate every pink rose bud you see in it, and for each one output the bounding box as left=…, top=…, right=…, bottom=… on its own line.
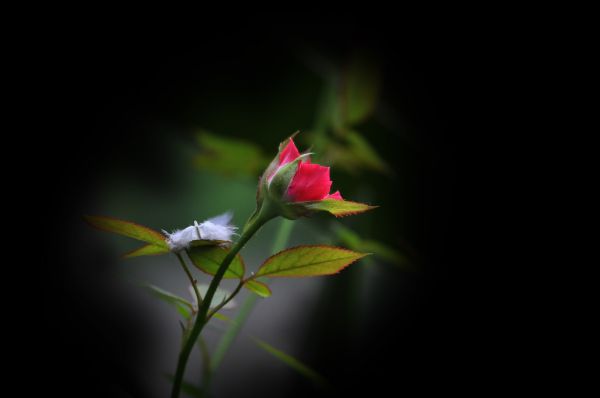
left=244, top=133, right=375, bottom=230
left=279, top=139, right=343, bottom=202
left=251, top=134, right=345, bottom=222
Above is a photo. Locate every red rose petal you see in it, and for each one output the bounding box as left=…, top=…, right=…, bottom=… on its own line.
left=279, top=138, right=300, bottom=166
left=325, top=190, right=343, bottom=200
left=287, top=162, right=332, bottom=202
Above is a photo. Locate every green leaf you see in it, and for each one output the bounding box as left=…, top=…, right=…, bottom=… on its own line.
left=253, top=338, right=328, bottom=388
left=187, top=246, right=246, bottom=280
left=256, top=245, right=368, bottom=278
left=212, top=312, right=232, bottom=323
left=333, top=224, right=362, bottom=247
left=359, top=240, right=410, bottom=267
left=342, top=54, right=380, bottom=126
left=189, top=239, right=229, bottom=248
left=302, top=199, right=377, bottom=218
left=187, top=246, right=269, bottom=297
left=344, top=130, right=389, bottom=173
left=244, top=280, right=272, bottom=298
left=123, top=243, right=170, bottom=258
left=195, top=131, right=269, bottom=177
left=334, top=224, right=409, bottom=268
left=84, top=215, right=167, bottom=248
left=146, top=284, right=194, bottom=319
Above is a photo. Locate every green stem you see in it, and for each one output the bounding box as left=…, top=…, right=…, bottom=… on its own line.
left=207, top=279, right=243, bottom=320
left=170, top=210, right=273, bottom=398
left=176, top=252, right=202, bottom=305
left=210, top=218, right=295, bottom=371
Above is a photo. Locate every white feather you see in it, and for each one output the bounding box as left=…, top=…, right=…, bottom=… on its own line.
left=165, top=211, right=236, bottom=252
left=206, top=211, right=233, bottom=226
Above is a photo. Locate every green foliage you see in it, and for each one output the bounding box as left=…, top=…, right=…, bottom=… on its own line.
left=341, top=54, right=381, bottom=126
left=334, top=224, right=409, bottom=268
left=212, top=312, right=232, bottom=323
left=244, top=280, right=272, bottom=298
left=187, top=246, right=271, bottom=297
left=256, top=245, right=368, bottom=278
left=124, top=243, right=170, bottom=258
left=335, top=130, right=389, bottom=174
left=146, top=284, right=194, bottom=319
left=84, top=215, right=168, bottom=248
left=253, top=338, right=328, bottom=388
left=305, top=52, right=388, bottom=177
left=195, top=131, right=269, bottom=177
left=302, top=199, right=377, bottom=218
left=188, top=246, right=245, bottom=279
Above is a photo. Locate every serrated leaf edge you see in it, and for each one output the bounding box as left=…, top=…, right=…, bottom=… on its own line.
left=302, top=200, right=379, bottom=218
left=254, top=245, right=370, bottom=278
left=84, top=215, right=167, bottom=246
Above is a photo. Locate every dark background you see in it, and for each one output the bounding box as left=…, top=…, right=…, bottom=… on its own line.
left=11, top=16, right=502, bottom=397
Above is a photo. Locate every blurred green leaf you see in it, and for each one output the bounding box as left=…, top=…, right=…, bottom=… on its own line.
left=315, top=78, right=342, bottom=137
left=333, top=224, right=362, bottom=247
left=344, top=130, right=389, bottom=173
left=359, top=241, right=409, bottom=266
left=84, top=215, right=168, bottom=248
left=244, top=280, right=271, bottom=298
left=341, top=54, right=380, bottom=126
left=212, top=312, right=232, bottom=323
left=324, top=131, right=389, bottom=175
left=334, top=224, right=410, bottom=268
left=195, top=131, right=269, bottom=177
left=123, top=243, right=170, bottom=258
left=303, top=199, right=377, bottom=217
left=256, top=245, right=368, bottom=278
left=253, top=338, right=328, bottom=388
left=146, top=284, right=194, bottom=319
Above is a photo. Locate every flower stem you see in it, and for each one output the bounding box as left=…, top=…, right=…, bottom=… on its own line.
left=176, top=252, right=202, bottom=305
left=170, top=210, right=273, bottom=398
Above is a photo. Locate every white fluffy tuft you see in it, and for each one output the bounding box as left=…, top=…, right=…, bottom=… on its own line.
left=165, top=211, right=237, bottom=252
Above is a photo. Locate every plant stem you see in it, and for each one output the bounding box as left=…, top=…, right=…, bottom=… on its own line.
left=176, top=252, right=202, bottom=305
left=206, top=279, right=243, bottom=320
left=210, top=218, right=295, bottom=371
left=171, top=211, right=272, bottom=398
